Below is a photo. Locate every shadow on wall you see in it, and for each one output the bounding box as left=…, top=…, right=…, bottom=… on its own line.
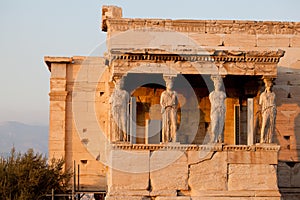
left=273, top=66, right=300, bottom=199
left=274, top=66, right=300, bottom=161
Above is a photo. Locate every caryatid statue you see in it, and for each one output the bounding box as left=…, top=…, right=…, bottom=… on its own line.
left=109, top=77, right=129, bottom=142
left=259, top=78, right=276, bottom=143
left=209, top=75, right=226, bottom=143
left=160, top=75, right=178, bottom=143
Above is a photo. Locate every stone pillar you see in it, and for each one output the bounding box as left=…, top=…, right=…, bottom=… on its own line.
left=145, top=119, right=161, bottom=144
left=49, top=63, right=68, bottom=159
left=234, top=104, right=240, bottom=145
left=247, top=98, right=254, bottom=145
left=130, top=97, right=136, bottom=144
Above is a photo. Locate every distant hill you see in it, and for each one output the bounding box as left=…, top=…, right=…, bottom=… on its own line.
left=0, top=121, right=48, bottom=156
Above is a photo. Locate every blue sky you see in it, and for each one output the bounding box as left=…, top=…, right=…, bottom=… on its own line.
left=0, top=0, right=300, bottom=125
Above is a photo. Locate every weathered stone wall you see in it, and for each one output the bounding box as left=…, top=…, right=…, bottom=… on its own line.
left=105, top=144, right=280, bottom=200
left=46, top=56, right=115, bottom=191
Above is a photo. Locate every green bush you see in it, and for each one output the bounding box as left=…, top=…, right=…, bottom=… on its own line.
left=0, top=148, right=72, bottom=200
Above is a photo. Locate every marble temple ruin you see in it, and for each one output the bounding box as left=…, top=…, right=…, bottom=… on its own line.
left=44, top=5, right=300, bottom=200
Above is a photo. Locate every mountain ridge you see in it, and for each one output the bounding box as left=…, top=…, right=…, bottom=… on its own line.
left=0, top=121, right=48, bottom=156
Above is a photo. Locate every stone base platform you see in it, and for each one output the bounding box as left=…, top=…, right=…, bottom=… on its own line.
left=105, top=143, right=281, bottom=200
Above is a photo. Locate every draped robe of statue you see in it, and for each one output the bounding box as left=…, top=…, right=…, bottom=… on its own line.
left=160, top=77, right=178, bottom=143
left=209, top=75, right=226, bottom=143
left=109, top=79, right=129, bottom=142
left=259, top=79, right=276, bottom=143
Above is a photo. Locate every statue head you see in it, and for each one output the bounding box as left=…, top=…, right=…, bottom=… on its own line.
left=163, top=75, right=175, bottom=90
left=263, top=78, right=273, bottom=92
left=211, top=75, right=223, bottom=91
left=114, top=77, right=125, bottom=90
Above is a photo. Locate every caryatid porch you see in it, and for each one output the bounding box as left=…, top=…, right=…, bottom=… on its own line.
left=105, top=47, right=284, bottom=200
left=108, top=48, right=284, bottom=146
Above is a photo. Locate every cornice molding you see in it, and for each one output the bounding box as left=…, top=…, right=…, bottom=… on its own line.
left=49, top=91, right=68, bottom=101
left=110, top=143, right=280, bottom=151
left=105, top=18, right=300, bottom=35
left=110, top=49, right=285, bottom=64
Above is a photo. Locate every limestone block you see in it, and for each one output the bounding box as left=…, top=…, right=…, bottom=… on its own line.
left=49, top=128, right=65, bottom=142
left=192, top=198, right=250, bottom=200
left=289, top=86, right=300, bottom=98
left=72, top=91, right=96, bottom=102
left=110, top=31, right=192, bottom=50
left=67, top=101, right=88, bottom=112
left=48, top=140, right=65, bottom=151
left=105, top=196, right=150, bottom=200
left=187, top=150, right=214, bottom=165
left=193, top=198, right=280, bottom=200
left=228, top=164, right=278, bottom=191
left=50, top=110, right=66, bottom=121
left=108, top=189, right=149, bottom=196
left=66, top=64, right=81, bottom=82
left=291, top=163, right=300, bottom=187
left=150, top=189, right=177, bottom=197
left=155, top=197, right=191, bottom=200
left=50, top=101, right=66, bottom=111
left=107, top=150, right=150, bottom=192
left=290, top=35, right=300, bottom=47
left=257, top=35, right=290, bottom=47
left=223, top=34, right=256, bottom=47
left=188, top=33, right=222, bottom=46
left=189, top=152, right=227, bottom=195
left=51, top=63, right=66, bottom=78
left=87, top=63, right=106, bottom=83
left=227, top=151, right=278, bottom=164
left=150, top=150, right=188, bottom=191
left=50, top=78, right=66, bottom=91
left=72, top=64, right=88, bottom=82
left=78, top=174, right=106, bottom=191
left=50, top=119, right=65, bottom=130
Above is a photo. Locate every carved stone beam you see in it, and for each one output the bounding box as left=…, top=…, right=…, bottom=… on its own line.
left=163, top=74, right=177, bottom=85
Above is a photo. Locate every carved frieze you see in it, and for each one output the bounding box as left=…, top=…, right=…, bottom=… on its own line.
left=104, top=18, right=300, bottom=35
left=109, top=49, right=285, bottom=77
left=110, top=143, right=280, bottom=151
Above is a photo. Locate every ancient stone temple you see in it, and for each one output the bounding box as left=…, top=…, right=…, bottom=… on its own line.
left=44, top=5, right=300, bottom=200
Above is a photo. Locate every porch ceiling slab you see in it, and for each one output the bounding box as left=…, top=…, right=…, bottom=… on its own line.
left=109, top=49, right=285, bottom=78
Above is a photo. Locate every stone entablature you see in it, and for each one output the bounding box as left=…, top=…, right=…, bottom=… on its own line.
left=44, top=56, right=72, bottom=71
left=102, top=6, right=300, bottom=35
left=110, top=48, right=284, bottom=77
left=111, top=49, right=284, bottom=63
left=104, top=19, right=300, bottom=35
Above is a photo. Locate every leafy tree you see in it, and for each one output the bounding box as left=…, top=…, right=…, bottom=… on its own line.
left=0, top=148, right=72, bottom=200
